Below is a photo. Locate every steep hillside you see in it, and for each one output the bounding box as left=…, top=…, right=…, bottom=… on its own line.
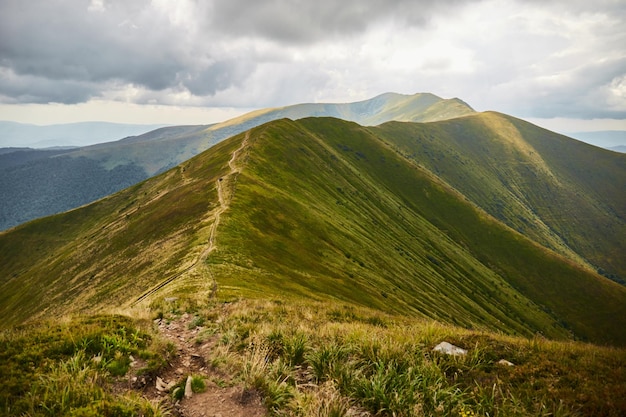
left=0, top=93, right=471, bottom=231
left=2, top=117, right=625, bottom=347
left=375, top=113, right=626, bottom=283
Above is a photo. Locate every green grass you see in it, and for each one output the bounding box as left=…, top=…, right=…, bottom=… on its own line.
left=180, top=297, right=626, bottom=416
left=0, top=315, right=171, bottom=416
left=2, top=296, right=625, bottom=416
left=1, top=116, right=625, bottom=348
left=376, top=112, right=626, bottom=283
left=213, top=118, right=626, bottom=345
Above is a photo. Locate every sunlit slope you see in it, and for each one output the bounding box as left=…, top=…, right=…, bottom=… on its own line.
left=1, top=117, right=625, bottom=346
left=69, top=92, right=474, bottom=176
left=212, top=92, right=473, bottom=130
left=375, top=112, right=626, bottom=283
left=211, top=118, right=626, bottom=345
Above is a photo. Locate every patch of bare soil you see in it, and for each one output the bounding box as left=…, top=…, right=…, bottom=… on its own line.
left=129, top=313, right=266, bottom=417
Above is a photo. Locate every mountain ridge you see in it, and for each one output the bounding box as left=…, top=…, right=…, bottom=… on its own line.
left=0, top=92, right=473, bottom=231
left=2, top=116, right=625, bottom=346
left=375, top=112, right=626, bottom=282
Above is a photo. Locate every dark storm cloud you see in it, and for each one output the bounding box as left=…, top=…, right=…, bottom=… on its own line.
left=0, top=0, right=478, bottom=104
left=0, top=0, right=256, bottom=103
left=206, top=0, right=472, bottom=44
left=0, top=70, right=98, bottom=104
left=0, top=0, right=624, bottom=121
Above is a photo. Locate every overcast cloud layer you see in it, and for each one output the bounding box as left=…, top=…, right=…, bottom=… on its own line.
left=1, top=0, right=625, bottom=124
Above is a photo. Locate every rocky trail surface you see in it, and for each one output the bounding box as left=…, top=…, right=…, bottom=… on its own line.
left=135, top=312, right=266, bottom=417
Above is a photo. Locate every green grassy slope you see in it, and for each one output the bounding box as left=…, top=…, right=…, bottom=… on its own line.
left=1, top=92, right=473, bottom=232
left=375, top=113, right=626, bottom=283
left=212, top=118, right=626, bottom=345
left=0, top=136, right=244, bottom=327
left=1, top=117, right=625, bottom=347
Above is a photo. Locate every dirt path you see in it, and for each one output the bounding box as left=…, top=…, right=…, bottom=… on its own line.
left=126, top=134, right=262, bottom=416
left=133, top=133, right=249, bottom=304
left=200, top=132, right=249, bottom=265
left=137, top=313, right=265, bottom=417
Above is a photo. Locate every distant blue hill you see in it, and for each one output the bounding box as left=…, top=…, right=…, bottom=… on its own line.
left=566, top=131, right=626, bottom=152
left=0, top=121, right=167, bottom=148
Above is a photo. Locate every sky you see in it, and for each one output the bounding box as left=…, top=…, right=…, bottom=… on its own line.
left=1, top=0, right=625, bottom=133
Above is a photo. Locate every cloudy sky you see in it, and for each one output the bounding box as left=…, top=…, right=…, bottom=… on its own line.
left=1, top=0, right=625, bottom=132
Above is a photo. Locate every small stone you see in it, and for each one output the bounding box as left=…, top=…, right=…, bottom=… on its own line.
left=92, top=355, right=102, bottom=364
left=156, top=376, right=169, bottom=392
left=185, top=375, right=193, bottom=398
left=497, top=359, right=515, bottom=367
left=432, top=341, right=467, bottom=356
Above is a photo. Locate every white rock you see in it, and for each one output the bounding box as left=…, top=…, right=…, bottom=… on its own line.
left=432, top=341, right=467, bottom=356
left=156, top=376, right=169, bottom=392
left=185, top=375, right=193, bottom=398
left=497, top=359, right=515, bottom=367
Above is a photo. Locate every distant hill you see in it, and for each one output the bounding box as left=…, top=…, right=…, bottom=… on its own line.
left=1, top=116, right=625, bottom=347
left=566, top=130, right=626, bottom=152
left=0, top=121, right=166, bottom=148
left=0, top=93, right=474, bottom=230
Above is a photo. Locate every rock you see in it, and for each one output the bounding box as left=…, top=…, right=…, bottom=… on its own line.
left=497, top=359, right=515, bottom=367
left=156, top=376, right=169, bottom=392
left=432, top=341, right=467, bottom=356
left=92, top=355, right=102, bottom=364
left=185, top=375, right=193, bottom=398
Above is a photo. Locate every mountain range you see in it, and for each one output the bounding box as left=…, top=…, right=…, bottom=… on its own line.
left=1, top=100, right=625, bottom=346
left=0, top=93, right=474, bottom=231
left=0, top=120, right=166, bottom=148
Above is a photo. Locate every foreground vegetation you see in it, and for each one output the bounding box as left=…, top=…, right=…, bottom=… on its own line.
left=4, top=297, right=625, bottom=416
left=0, top=315, right=173, bottom=416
